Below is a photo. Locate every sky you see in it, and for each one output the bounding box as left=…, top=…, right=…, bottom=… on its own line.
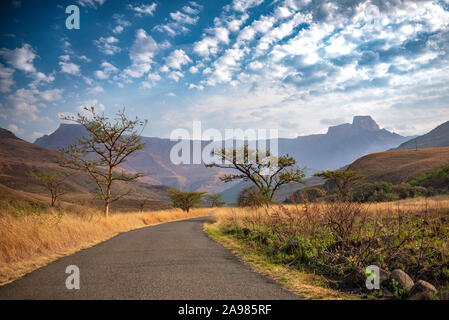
left=0, top=0, right=449, bottom=142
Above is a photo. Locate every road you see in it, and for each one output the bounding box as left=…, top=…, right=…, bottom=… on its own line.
left=0, top=217, right=299, bottom=299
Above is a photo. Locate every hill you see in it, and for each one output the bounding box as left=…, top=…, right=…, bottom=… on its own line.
left=35, top=124, right=232, bottom=193
left=396, top=120, right=449, bottom=150
left=0, top=128, right=170, bottom=210
left=35, top=116, right=410, bottom=194
left=347, top=146, right=449, bottom=184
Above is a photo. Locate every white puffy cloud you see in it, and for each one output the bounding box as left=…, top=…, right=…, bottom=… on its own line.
left=232, top=0, right=264, bottom=12
left=164, top=50, right=192, bottom=70
left=7, top=124, right=23, bottom=135
left=121, top=29, right=158, bottom=80
left=59, top=61, right=80, bottom=75
left=170, top=11, right=199, bottom=24
left=87, top=86, right=105, bottom=95
left=154, top=2, right=202, bottom=37
left=77, top=0, right=106, bottom=9
left=0, top=43, right=36, bottom=73
left=94, top=61, right=118, bottom=79
left=112, top=14, right=131, bottom=34
left=128, top=3, right=157, bottom=16
left=40, top=89, right=63, bottom=102
left=94, top=36, right=121, bottom=55
left=0, top=63, right=15, bottom=93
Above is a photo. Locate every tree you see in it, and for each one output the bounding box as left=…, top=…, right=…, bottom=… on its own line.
left=60, top=107, right=147, bottom=217
left=204, top=194, right=225, bottom=207
left=166, top=188, right=205, bottom=213
left=27, top=170, right=72, bottom=206
left=206, top=146, right=305, bottom=203
left=313, top=169, right=365, bottom=201
left=139, top=198, right=149, bottom=212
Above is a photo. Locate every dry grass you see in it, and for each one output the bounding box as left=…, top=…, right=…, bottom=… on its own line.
left=348, top=146, right=449, bottom=184
left=0, top=204, right=212, bottom=285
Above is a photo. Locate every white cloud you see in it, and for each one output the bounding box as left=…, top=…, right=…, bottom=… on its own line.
left=94, top=61, right=118, bottom=79
left=59, top=61, right=80, bottom=75
left=0, top=43, right=36, bottom=73
left=40, top=89, right=63, bottom=102
left=232, top=0, right=264, bottom=12
left=129, top=29, right=158, bottom=64
left=121, top=29, right=158, bottom=80
left=0, top=63, right=15, bottom=93
left=87, top=86, right=105, bottom=94
left=167, top=71, right=184, bottom=82
left=7, top=124, right=23, bottom=135
left=94, top=36, right=121, bottom=55
left=112, top=14, right=131, bottom=34
left=189, top=66, right=199, bottom=74
left=170, top=11, right=199, bottom=24
left=164, top=49, right=192, bottom=70
left=128, top=3, right=157, bottom=16
left=77, top=0, right=106, bottom=9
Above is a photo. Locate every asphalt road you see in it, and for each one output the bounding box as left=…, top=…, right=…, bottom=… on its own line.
left=0, top=217, right=299, bottom=299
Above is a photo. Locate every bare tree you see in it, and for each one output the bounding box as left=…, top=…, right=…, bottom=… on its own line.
left=27, top=170, right=72, bottom=207
left=60, top=107, right=147, bottom=217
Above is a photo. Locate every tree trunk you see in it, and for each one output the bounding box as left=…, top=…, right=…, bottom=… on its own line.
left=104, top=199, right=110, bottom=217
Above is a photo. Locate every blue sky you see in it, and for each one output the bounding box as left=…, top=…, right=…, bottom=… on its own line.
left=1, top=0, right=449, bottom=142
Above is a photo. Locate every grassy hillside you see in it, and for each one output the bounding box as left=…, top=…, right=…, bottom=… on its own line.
left=347, top=146, right=449, bottom=184
left=0, top=128, right=170, bottom=211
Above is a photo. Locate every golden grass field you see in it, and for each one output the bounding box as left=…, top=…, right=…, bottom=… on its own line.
left=0, top=204, right=213, bottom=286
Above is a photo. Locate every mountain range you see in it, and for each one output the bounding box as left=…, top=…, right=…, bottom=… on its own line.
left=0, top=128, right=169, bottom=211
left=34, top=115, right=411, bottom=195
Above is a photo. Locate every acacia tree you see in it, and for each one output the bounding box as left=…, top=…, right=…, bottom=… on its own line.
left=204, top=194, right=225, bottom=207
left=166, top=188, right=205, bottom=213
left=27, top=170, right=72, bottom=206
left=313, top=169, right=365, bottom=201
left=60, top=107, right=147, bottom=217
left=206, top=146, right=305, bottom=203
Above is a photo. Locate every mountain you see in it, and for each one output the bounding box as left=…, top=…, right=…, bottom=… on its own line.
left=35, top=124, right=232, bottom=193
left=34, top=116, right=410, bottom=195
left=277, top=116, right=410, bottom=170
left=0, top=128, right=169, bottom=210
left=396, top=121, right=449, bottom=150
left=347, top=146, right=449, bottom=184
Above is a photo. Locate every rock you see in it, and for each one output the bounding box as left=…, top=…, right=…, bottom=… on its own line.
left=391, top=269, right=414, bottom=291
left=410, top=280, right=438, bottom=300
left=344, top=267, right=366, bottom=286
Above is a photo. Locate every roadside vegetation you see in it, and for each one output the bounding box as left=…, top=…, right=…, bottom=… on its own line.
left=206, top=197, right=449, bottom=299
left=205, top=151, right=449, bottom=300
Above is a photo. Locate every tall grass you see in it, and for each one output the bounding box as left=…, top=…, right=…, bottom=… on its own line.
left=0, top=202, right=212, bottom=285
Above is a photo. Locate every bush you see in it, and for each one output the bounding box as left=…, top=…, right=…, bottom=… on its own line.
left=353, top=182, right=395, bottom=202
left=237, top=186, right=268, bottom=207
left=289, top=187, right=326, bottom=203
